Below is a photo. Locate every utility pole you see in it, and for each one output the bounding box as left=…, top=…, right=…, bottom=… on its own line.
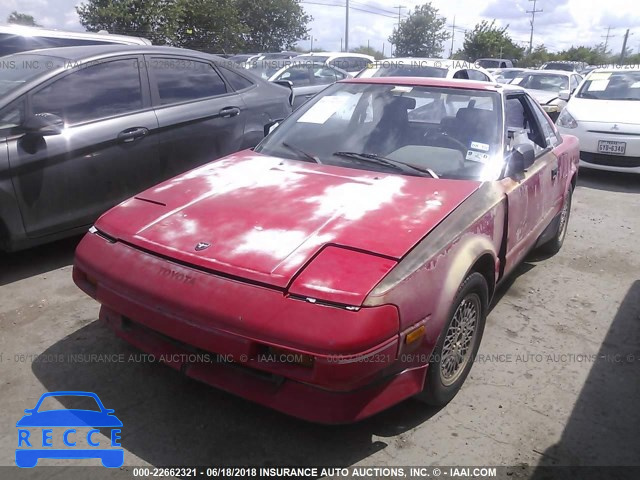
left=449, top=16, right=456, bottom=58
left=620, top=29, right=630, bottom=63
left=527, top=0, right=543, bottom=55
left=601, top=26, right=615, bottom=55
left=394, top=5, right=405, bottom=25
left=392, top=6, right=405, bottom=57
left=345, top=0, right=349, bottom=52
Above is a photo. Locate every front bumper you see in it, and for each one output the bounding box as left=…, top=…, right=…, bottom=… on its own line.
left=558, top=122, right=640, bottom=174
left=73, top=232, right=424, bottom=423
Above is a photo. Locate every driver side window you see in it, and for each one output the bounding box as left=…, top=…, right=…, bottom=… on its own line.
left=278, top=66, right=312, bottom=87
left=0, top=98, right=24, bottom=133
left=505, top=95, right=547, bottom=156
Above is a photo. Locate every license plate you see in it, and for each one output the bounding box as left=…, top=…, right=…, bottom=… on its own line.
left=598, top=140, right=626, bottom=155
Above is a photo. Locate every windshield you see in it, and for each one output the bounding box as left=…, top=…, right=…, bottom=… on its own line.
left=295, top=55, right=329, bottom=63
left=576, top=71, right=640, bottom=100
left=512, top=74, right=568, bottom=92
left=255, top=82, right=504, bottom=180
left=0, top=53, right=65, bottom=96
left=477, top=59, right=501, bottom=68
left=498, top=70, right=523, bottom=80
left=246, top=60, right=288, bottom=80
left=542, top=63, right=576, bottom=72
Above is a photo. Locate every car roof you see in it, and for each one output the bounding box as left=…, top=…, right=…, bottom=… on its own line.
left=296, top=52, right=374, bottom=59
left=343, top=76, right=506, bottom=91
left=7, top=44, right=227, bottom=62
left=519, top=69, right=572, bottom=76
left=0, top=24, right=150, bottom=45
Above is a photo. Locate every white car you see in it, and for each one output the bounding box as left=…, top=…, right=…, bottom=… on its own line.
left=356, top=58, right=495, bottom=82
left=510, top=70, right=584, bottom=121
left=0, top=24, right=151, bottom=56
left=292, top=52, right=374, bottom=74
left=556, top=68, right=640, bottom=174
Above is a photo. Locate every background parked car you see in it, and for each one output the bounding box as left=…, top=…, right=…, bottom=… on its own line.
left=0, top=24, right=150, bottom=56
left=511, top=70, right=583, bottom=121
left=247, top=59, right=350, bottom=108
left=0, top=45, right=292, bottom=251
left=556, top=68, right=640, bottom=174
left=292, top=52, right=374, bottom=74
left=539, top=61, right=588, bottom=73
left=493, top=67, right=528, bottom=84
left=357, top=58, right=495, bottom=82
left=475, top=58, right=514, bottom=69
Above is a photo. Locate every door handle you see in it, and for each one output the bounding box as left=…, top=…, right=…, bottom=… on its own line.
left=117, top=127, right=148, bottom=143
left=551, top=166, right=558, bottom=181
left=219, top=107, right=240, bottom=118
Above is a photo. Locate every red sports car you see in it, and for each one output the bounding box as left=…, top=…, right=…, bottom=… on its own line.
left=73, top=77, right=579, bottom=423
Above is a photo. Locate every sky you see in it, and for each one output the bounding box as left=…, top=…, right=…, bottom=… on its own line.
left=2, top=0, right=640, bottom=56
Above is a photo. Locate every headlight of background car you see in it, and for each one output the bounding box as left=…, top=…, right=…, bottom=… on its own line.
left=557, top=109, right=578, bottom=129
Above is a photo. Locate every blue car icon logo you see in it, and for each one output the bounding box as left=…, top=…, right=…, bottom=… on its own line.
left=16, top=391, right=123, bottom=468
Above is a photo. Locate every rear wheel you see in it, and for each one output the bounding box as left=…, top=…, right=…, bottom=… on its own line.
left=539, top=186, right=572, bottom=255
left=417, top=272, right=488, bottom=406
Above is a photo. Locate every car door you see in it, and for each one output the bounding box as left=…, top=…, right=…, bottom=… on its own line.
left=7, top=55, right=159, bottom=238
left=146, top=55, right=246, bottom=178
left=527, top=94, right=566, bottom=216
left=501, top=93, right=558, bottom=274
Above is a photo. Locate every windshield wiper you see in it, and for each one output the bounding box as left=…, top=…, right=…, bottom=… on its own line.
left=282, top=142, right=321, bottom=163
left=333, top=151, right=438, bottom=178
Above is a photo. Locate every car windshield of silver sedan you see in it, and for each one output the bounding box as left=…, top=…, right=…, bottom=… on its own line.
left=255, top=83, right=503, bottom=180
left=576, top=71, right=640, bottom=100
left=512, top=73, right=568, bottom=92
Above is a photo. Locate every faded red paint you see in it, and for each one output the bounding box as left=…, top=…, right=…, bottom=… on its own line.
left=73, top=80, right=580, bottom=424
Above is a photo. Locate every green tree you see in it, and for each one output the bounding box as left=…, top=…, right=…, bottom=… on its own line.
left=236, top=0, right=310, bottom=51
left=171, top=0, right=245, bottom=52
left=389, top=3, right=450, bottom=57
left=457, top=20, right=525, bottom=62
left=7, top=11, right=40, bottom=26
left=76, top=0, right=173, bottom=44
left=352, top=45, right=385, bottom=60
left=521, top=44, right=550, bottom=67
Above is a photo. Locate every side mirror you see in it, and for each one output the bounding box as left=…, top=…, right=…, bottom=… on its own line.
left=263, top=119, right=282, bottom=137
left=273, top=79, right=293, bottom=89
left=22, top=113, right=64, bottom=136
left=509, top=143, right=536, bottom=174
left=558, top=89, right=571, bottom=101
left=272, top=80, right=295, bottom=107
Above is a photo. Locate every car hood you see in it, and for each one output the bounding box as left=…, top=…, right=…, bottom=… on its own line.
left=528, top=89, right=561, bottom=105
left=566, top=97, right=640, bottom=124
left=96, top=151, right=481, bottom=288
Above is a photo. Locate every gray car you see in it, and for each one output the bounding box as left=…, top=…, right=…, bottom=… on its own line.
left=246, top=59, right=350, bottom=109
left=0, top=45, right=292, bottom=251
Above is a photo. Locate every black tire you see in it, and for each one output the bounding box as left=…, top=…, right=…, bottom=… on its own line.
left=539, top=186, right=572, bottom=255
left=417, top=272, right=489, bottom=407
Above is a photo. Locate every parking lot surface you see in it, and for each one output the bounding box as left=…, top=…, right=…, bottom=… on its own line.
left=0, top=169, right=639, bottom=476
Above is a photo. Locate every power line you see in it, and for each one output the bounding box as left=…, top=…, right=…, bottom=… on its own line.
left=351, top=1, right=401, bottom=16
left=300, top=1, right=400, bottom=19
left=527, top=0, right=543, bottom=55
